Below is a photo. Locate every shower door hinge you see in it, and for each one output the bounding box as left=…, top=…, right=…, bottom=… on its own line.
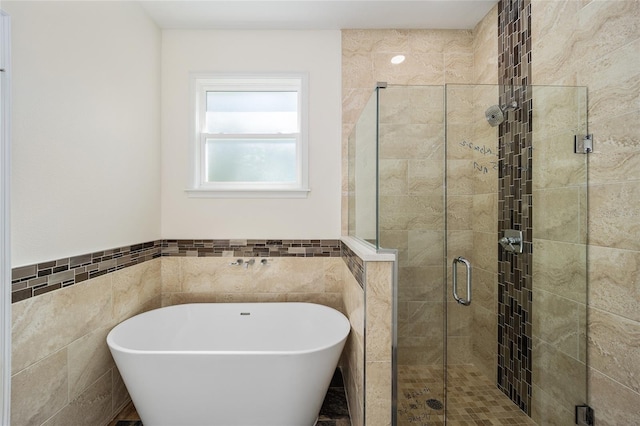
left=376, top=81, right=387, bottom=89
left=575, top=405, right=594, bottom=426
left=574, top=134, right=593, bottom=154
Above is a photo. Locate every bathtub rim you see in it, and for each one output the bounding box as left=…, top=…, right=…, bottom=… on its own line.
left=107, top=302, right=350, bottom=357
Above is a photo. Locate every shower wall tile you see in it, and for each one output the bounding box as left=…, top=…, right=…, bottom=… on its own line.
left=447, top=195, right=473, bottom=230
left=532, top=338, right=586, bottom=411
left=588, top=308, right=640, bottom=395
left=531, top=384, right=574, bottom=426
left=588, top=245, right=640, bottom=323
left=588, top=110, right=640, bottom=185
left=471, top=304, right=498, bottom=381
left=532, top=289, right=581, bottom=359
left=589, top=182, right=640, bottom=252
left=532, top=0, right=640, bottom=417
left=589, top=368, right=640, bottom=426
left=532, top=239, right=586, bottom=303
left=472, top=193, right=498, bottom=234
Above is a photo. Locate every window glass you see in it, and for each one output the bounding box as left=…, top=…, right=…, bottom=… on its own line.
left=205, top=138, right=297, bottom=183
left=205, top=91, right=298, bottom=134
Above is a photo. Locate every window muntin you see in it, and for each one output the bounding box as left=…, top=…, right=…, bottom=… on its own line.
left=190, top=75, right=309, bottom=197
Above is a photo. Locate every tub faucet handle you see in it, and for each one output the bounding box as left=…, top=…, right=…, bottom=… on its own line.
left=230, top=259, right=243, bottom=266
left=244, top=259, right=255, bottom=269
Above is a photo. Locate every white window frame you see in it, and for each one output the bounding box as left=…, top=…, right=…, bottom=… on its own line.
left=187, top=73, right=310, bottom=198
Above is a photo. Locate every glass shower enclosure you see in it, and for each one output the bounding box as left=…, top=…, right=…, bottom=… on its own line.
left=348, top=84, right=588, bottom=425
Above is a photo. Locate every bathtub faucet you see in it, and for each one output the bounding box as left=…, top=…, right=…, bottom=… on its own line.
left=244, top=259, right=255, bottom=269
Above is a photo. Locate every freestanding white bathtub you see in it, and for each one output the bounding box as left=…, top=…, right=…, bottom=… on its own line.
left=107, top=302, right=350, bottom=426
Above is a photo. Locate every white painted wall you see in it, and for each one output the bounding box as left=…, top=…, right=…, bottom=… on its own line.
left=161, top=30, right=342, bottom=239
left=5, top=1, right=162, bottom=267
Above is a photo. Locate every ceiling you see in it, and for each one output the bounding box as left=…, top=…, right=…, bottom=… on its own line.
left=139, top=0, right=498, bottom=30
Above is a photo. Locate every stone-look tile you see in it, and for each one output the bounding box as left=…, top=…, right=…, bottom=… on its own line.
left=446, top=159, right=474, bottom=196
left=445, top=53, right=474, bottom=84
left=342, top=53, right=375, bottom=89
left=447, top=195, right=472, bottom=231
left=408, top=160, right=444, bottom=196
left=533, top=239, right=587, bottom=303
left=43, top=371, right=112, bottom=426
left=341, top=261, right=364, bottom=426
left=374, top=52, right=445, bottom=86
left=397, top=266, right=443, bottom=303
left=589, top=367, right=640, bottom=426
left=589, top=245, right=640, bottom=322
left=532, top=85, right=585, bottom=141
left=112, top=258, right=161, bottom=323
left=160, top=256, right=182, bottom=293
left=365, top=262, right=393, bottom=362
left=378, top=123, right=444, bottom=160
left=472, top=5, right=498, bottom=85
left=533, top=187, right=583, bottom=244
left=471, top=267, right=496, bottom=312
left=285, top=292, right=343, bottom=312
left=365, top=361, right=392, bottom=426
left=588, top=110, right=640, bottom=185
left=11, top=349, right=68, bottom=426
left=379, top=230, right=408, bottom=264
left=582, top=39, right=640, bottom=125
left=112, top=368, right=130, bottom=417
left=68, top=326, right=115, bottom=400
left=447, top=231, right=473, bottom=267
left=533, top=289, right=581, bottom=359
left=531, top=384, right=575, bottom=426
left=378, top=159, right=408, bottom=196
left=589, top=182, right=640, bottom=251
left=588, top=308, right=640, bottom=394
left=324, top=258, right=345, bottom=293
left=533, top=133, right=587, bottom=190
left=471, top=305, right=497, bottom=382
left=379, top=195, right=444, bottom=230
left=12, top=274, right=112, bottom=374
left=398, top=301, right=443, bottom=339
left=472, top=193, right=497, bottom=234
left=532, top=338, right=587, bottom=411
left=407, top=230, right=444, bottom=267
left=472, top=231, right=497, bottom=274
left=446, top=336, right=471, bottom=365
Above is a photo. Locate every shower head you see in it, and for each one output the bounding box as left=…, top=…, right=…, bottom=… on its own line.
left=485, top=101, right=518, bottom=127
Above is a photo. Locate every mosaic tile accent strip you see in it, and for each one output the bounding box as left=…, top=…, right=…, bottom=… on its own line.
left=11, top=241, right=161, bottom=303
left=161, top=239, right=342, bottom=258
left=11, top=239, right=349, bottom=303
left=340, top=242, right=364, bottom=289
left=497, top=0, right=533, bottom=415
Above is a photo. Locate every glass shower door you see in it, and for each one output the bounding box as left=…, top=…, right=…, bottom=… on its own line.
left=377, top=85, right=447, bottom=425
left=444, top=84, right=588, bottom=425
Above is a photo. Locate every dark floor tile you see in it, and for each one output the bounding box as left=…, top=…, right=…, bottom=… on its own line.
left=317, top=421, right=337, bottom=426
left=329, top=369, right=346, bottom=387
left=319, top=387, right=350, bottom=420
left=115, top=422, right=142, bottom=426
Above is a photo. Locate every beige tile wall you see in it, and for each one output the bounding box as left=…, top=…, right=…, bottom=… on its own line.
left=342, top=260, right=365, bottom=426
left=531, top=1, right=640, bottom=424
left=11, top=255, right=361, bottom=426
left=11, top=259, right=161, bottom=426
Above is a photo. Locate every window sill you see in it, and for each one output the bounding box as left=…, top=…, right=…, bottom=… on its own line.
left=185, top=188, right=311, bottom=199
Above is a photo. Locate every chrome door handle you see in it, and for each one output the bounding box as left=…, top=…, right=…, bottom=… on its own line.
left=452, top=256, right=472, bottom=306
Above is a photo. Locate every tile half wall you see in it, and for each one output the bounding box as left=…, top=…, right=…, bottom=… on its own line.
left=11, top=239, right=364, bottom=303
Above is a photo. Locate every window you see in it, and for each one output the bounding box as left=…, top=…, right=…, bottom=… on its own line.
left=188, top=74, right=309, bottom=198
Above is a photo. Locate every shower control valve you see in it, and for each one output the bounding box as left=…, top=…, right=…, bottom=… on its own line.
left=499, top=230, right=523, bottom=254
left=229, top=259, right=244, bottom=266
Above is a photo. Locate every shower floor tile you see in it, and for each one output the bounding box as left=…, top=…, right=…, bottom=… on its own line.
left=397, top=364, right=536, bottom=426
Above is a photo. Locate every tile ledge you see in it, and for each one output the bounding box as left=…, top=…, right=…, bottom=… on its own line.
left=341, top=236, right=396, bottom=262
